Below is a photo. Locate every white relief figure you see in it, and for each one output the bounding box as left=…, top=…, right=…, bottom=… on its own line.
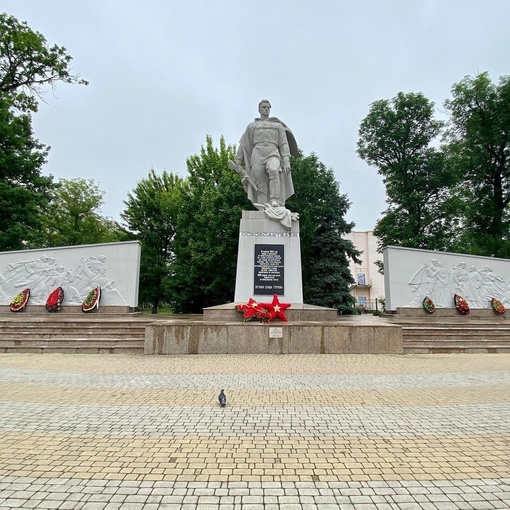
left=77, top=257, right=127, bottom=305
left=0, top=272, right=9, bottom=301
left=408, top=259, right=444, bottom=306
left=44, top=264, right=65, bottom=288
left=451, top=262, right=469, bottom=296
left=59, top=267, right=82, bottom=304
left=434, top=261, right=451, bottom=307
left=74, top=256, right=106, bottom=294
left=465, top=266, right=484, bottom=307
left=84, top=255, right=107, bottom=273
left=480, top=266, right=506, bottom=305
left=14, top=255, right=57, bottom=303
left=42, top=264, right=83, bottom=305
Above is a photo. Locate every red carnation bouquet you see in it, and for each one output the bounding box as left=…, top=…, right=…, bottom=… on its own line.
left=454, top=294, right=470, bottom=315
left=46, top=287, right=64, bottom=313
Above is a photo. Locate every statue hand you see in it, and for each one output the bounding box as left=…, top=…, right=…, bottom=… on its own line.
left=284, top=164, right=291, bottom=175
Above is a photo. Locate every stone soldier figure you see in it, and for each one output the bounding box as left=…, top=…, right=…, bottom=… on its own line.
left=234, top=100, right=299, bottom=214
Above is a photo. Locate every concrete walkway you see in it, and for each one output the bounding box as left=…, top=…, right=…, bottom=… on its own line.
left=0, top=353, right=509, bottom=509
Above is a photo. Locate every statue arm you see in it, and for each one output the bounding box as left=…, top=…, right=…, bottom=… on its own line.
left=277, top=124, right=291, bottom=172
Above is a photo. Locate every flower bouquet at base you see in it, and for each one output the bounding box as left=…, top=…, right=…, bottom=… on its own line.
left=454, top=294, right=470, bottom=315
left=9, top=288, right=30, bottom=312
left=422, top=296, right=436, bottom=314
left=45, top=287, right=64, bottom=313
left=82, top=286, right=101, bottom=313
left=491, top=298, right=505, bottom=315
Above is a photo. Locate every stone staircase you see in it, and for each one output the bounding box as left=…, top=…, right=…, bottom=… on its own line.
left=2, top=307, right=509, bottom=355
left=389, top=308, right=510, bottom=353
left=0, top=313, right=152, bottom=354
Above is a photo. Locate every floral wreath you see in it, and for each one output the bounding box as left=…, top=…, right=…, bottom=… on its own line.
left=9, top=288, right=30, bottom=312
left=82, top=286, right=101, bottom=313
left=235, top=294, right=291, bottom=323
left=454, top=294, right=470, bottom=315
left=46, top=287, right=64, bottom=313
left=422, top=296, right=436, bottom=314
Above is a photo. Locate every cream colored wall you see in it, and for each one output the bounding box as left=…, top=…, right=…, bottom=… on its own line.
left=344, top=231, right=385, bottom=309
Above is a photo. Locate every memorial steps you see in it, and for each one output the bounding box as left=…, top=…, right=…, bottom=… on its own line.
left=0, top=310, right=150, bottom=354
left=389, top=307, right=510, bottom=354
left=1, top=306, right=510, bottom=354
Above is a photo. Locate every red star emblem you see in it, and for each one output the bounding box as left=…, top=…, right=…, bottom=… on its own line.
left=260, top=294, right=291, bottom=322
left=235, top=298, right=264, bottom=321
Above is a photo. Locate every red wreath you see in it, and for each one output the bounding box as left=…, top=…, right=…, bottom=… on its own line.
left=454, top=294, right=470, bottom=315
left=46, top=287, right=64, bottom=313
left=236, top=294, right=291, bottom=322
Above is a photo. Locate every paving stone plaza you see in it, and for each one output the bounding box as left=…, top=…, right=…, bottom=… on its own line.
left=0, top=352, right=509, bottom=509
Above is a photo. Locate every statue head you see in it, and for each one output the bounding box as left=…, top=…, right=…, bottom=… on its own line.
left=258, top=99, right=271, bottom=117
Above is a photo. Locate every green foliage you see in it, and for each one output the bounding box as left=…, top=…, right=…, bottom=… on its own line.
left=167, top=144, right=359, bottom=314
left=358, top=73, right=510, bottom=259
left=36, top=178, right=125, bottom=248
left=0, top=93, right=54, bottom=250
left=377, top=296, right=386, bottom=313
left=287, top=154, right=360, bottom=314
left=169, top=136, right=250, bottom=313
left=121, top=169, right=186, bottom=314
left=444, top=73, right=510, bottom=257
left=357, top=92, right=459, bottom=252
left=0, top=13, right=87, bottom=252
left=0, top=13, right=88, bottom=112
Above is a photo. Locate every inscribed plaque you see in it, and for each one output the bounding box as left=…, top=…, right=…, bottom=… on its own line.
left=254, top=244, right=284, bottom=295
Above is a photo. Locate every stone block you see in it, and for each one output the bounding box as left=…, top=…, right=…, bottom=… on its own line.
left=287, top=326, right=322, bottom=353
left=324, top=326, right=352, bottom=353
left=227, top=324, right=270, bottom=354
left=324, top=324, right=403, bottom=354
left=189, top=325, right=228, bottom=354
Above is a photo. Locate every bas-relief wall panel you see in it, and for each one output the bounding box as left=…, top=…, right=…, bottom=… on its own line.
left=0, top=241, right=141, bottom=307
left=383, top=246, right=510, bottom=311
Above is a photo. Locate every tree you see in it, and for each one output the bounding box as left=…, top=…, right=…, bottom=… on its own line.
left=0, top=13, right=87, bottom=112
left=37, top=178, right=125, bottom=247
left=444, top=73, right=510, bottom=258
left=0, top=93, right=53, bottom=250
left=287, top=154, right=360, bottom=313
left=357, top=92, right=459, bottom=251
left=0, top=13, right=87, bottom=251
left=169, top=140, right=359, bottom=314
left=169, top=136, right=250, bottom=313
left=122, top=169, right=186, bottom=314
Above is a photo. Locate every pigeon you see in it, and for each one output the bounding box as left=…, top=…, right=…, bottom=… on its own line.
left=218, top=389, right=226, bottom=407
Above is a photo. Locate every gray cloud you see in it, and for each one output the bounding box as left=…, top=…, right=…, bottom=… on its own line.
left=3, top=0, right=510, bottom=230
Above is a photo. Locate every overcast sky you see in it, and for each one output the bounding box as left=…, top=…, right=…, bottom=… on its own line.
left=2, top=0, right=509, bottom=230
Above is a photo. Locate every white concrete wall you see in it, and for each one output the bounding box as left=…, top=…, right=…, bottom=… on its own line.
left=383, top=245, right=510, bottom=311
left=0, top=241, right=141, bottom=307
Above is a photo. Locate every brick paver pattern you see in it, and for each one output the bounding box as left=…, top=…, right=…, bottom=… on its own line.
left=0, top=353, right=509, bottom=509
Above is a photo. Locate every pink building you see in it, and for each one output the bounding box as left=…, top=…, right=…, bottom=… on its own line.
left=344, top=231, right=385, bottom=311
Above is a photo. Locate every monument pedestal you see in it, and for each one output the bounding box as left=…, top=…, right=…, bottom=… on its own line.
left=234, top=210, right=303, bottom=304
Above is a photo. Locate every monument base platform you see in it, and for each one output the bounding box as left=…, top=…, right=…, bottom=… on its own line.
left=144, top=315, right=403, bottom=355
